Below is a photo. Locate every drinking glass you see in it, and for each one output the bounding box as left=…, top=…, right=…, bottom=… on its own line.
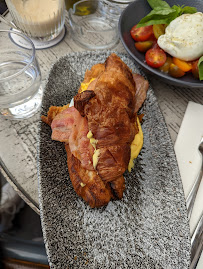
left=5, top=0, right=65, bottom=41
left=0, top=29, right=43, bottom=120
left=68, top=0, right=120, bottom=49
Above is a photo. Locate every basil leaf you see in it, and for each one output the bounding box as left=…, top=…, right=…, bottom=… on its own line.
left=181, top=6, right=197, bottom=14
left=136, top=8, right=178, bottom=27
left=147, top=0, right=170, bottom=9
left=137, top=1, right=197, bottom=28
left=198, top=56, right=203, bottom=81
left=172, top=5, right=197, bottom=16
left=171, top=5, right=183, bottom=16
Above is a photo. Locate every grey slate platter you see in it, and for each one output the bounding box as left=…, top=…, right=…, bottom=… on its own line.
left=38, top=51, right=191, bottom=269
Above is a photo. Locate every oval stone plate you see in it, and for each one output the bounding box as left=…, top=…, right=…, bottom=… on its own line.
left=38, top=51, right=191, bottom=269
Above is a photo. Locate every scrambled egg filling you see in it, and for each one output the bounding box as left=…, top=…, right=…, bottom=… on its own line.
left=83, top=78, right=143, bottom=172
left=128, top=117, right=143, bottom=172
left=80, top=78, right=96, bottom=92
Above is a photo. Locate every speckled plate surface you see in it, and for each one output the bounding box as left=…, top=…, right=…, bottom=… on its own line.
left=38, top=51, right=191, bottom=269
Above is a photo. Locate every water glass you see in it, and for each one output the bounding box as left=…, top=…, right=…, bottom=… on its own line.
left=0, top=29, right=43, bottom=120
left=68, top=0, right=120, bottom=49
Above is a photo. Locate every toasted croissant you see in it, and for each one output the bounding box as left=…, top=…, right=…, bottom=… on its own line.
left=42, top=53, right=148, bottom=207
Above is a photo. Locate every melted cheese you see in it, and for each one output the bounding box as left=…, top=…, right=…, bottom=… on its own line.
left=93, top=149, right=100, bottom=169
left=87, top=131, right=100, bottom=169
left=87, top=131, right=98, bottom=150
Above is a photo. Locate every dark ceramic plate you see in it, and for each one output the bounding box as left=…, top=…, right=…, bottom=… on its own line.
left=38, top=51, right=191, bottom=268
left=119, top=0, right=203, bottom=88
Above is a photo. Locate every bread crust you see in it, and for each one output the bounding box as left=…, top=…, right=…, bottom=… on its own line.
left=66, top=144, right=112, bottom=207
left=42, top=53, right=148, bottom=208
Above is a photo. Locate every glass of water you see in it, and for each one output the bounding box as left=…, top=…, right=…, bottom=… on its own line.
left=0, top=29, right=43, bottom=120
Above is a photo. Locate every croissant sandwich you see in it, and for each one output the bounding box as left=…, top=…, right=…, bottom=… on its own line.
left=42, top=53, right=149, bottom=208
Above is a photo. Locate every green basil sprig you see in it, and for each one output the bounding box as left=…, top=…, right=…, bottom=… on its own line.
left=198, top=57, right=203, bottom=81
left=136, top=0, right=197, bottom=27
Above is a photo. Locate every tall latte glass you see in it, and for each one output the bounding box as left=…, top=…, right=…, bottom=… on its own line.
left=5, top=0, right=65, bottom=41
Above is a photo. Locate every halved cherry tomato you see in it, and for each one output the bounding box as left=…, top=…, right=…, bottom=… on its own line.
left=159, top=56, right=173, bottom=73
left=148, top=34, right=161, bottom=49
left=192, top=60, right=199, bottom=79
left=173, top=58, right=192, bottom=72
left=130, top=25, right=153, bottom=42
left=149, top=33, right=157, bottom=41
left=145, top=48, right=167, bottom=68
left=135, top=41, right=153, bottom=52
left=169, top=63, right=185, bottom=78
left=153, top=24, right=167, bottom=39
left=151, top=41, right=160, bottom=49
left=148, top=34, right=158, bottom=48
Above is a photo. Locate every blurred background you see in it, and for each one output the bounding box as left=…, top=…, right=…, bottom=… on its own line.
left=0, top=2, right=51, bottom=268
left=0, top=0, right=7, bottom=15
left=0, top=0, right=47, bottom=261
left=0, top=170, right=48, bottom=268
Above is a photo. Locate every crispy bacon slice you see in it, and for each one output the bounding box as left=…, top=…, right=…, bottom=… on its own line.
left=41, top=104, right=69, bottom=126
left=51, top=107, right=94, bottom=171
left=51, top=107, right=80, bottom=143
left=133, top=73, right=149, bottom=113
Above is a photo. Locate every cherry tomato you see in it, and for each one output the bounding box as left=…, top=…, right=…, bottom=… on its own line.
left=135, top=41, right=153, bottom=52
left=192, top=60, right=199, bottom=79
left=145, top=48, right=167, bottom=68
left=148, top=34, right=160, bottom=48
left=153, top=24, right=167, bottom=39
left=151, top=41, right=160, bottom=49
left=173, top=58, right=192, bottom=72
left=159, top=56, right=173, bottom=73
left=130, top=25, right=153, bottom=42
left=169, top=63, right=185, bottom=78
left=148, top=33, right=157, bottom=42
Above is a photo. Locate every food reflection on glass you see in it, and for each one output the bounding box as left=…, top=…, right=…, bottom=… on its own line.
left=65, top=0, right=97, bottom=15
left=42, top=53, right=149, bottom=208
left=65, top=0, right=79, bottom=10
left=0, top=30, right=42, bottom=120
left=130, top=0, right=203, bottom=80
left=5, top=0, right=65, bottom=41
